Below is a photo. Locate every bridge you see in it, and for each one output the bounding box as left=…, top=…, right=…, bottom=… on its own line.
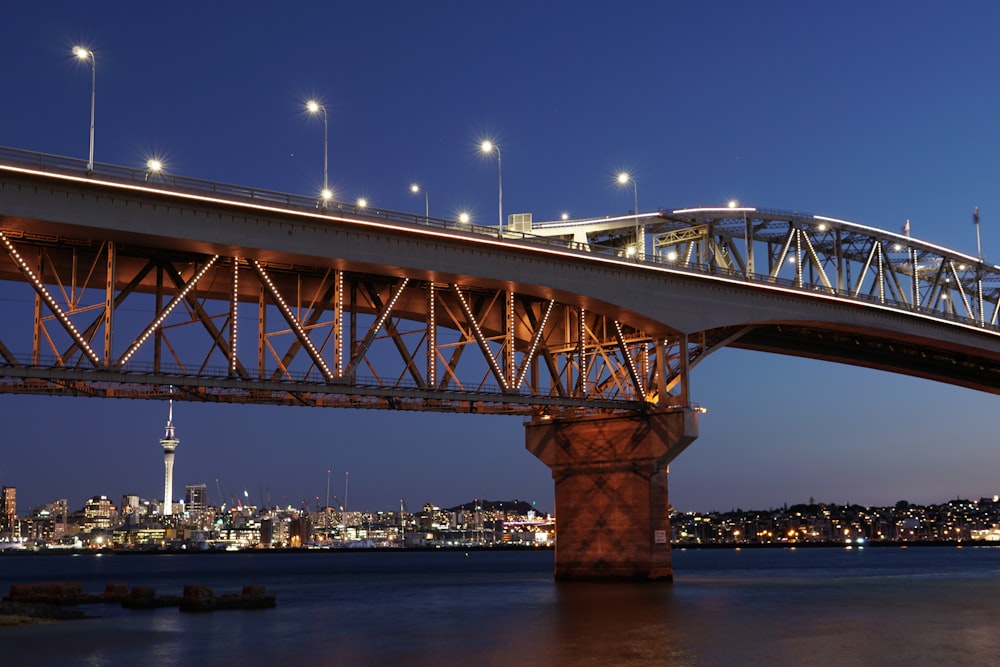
left=2, top=146, right=999, bottom=580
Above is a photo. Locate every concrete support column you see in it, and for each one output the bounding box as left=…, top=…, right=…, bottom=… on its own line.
left=526, top=410, right=698, bottom=581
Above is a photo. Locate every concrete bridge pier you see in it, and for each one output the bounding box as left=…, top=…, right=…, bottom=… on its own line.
left=525, top=410, right=698, bottom=581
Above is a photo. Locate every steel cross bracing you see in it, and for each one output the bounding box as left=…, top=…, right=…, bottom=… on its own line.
left=648, top=207, right=1000, bottom=328
left=0, top=231, right=694, bottom=415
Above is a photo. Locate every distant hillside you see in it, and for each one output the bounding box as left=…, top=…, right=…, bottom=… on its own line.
left=446, top=499, right=543, bottom=515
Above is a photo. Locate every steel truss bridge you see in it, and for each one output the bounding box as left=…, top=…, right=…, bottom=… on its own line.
left=1, top=146, right=999, bottom=417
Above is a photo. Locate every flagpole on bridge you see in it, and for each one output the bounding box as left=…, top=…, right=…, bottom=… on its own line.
left=974, top=207, right=982, bottom=261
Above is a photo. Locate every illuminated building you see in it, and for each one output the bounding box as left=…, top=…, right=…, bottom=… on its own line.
left=83, top=495, right=114, bottom=531
left=1, top=486, right=15, bottom=538
left=185, top=483, right=208, bottom=524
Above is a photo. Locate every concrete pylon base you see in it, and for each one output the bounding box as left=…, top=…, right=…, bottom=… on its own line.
left=525, top=410, right=698, bottom=581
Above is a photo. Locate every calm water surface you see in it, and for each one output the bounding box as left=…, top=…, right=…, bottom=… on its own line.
left=2, top=546, right=1000, bottom=666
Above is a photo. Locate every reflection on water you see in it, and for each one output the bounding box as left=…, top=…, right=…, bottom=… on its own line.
left=3, top=548, right=1000, bottom=665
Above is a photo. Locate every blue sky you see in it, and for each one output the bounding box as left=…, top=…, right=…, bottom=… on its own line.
left=2, top=1, right=1000, bottom=514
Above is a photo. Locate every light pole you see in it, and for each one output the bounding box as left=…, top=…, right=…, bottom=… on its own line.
left=617, top=172, right=640, bottom=258
left=73, top=46, right=95, bottom=173
left=306, top=100, right=330, bottom=205
left=410, top=183, right=429, bottom=221
left=145, top=158, right=163, bottom=182
left=480, top=140, right=502, bottom=237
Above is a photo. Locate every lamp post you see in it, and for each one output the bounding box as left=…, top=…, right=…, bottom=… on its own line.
left=480, top=140, right=502, bottom=237
left=617, top=172, right=640, bottom=259
left=73, top=46, right=95, bottom=173
left=306, top=100, right=330, bottom=205
left=410, top=183, right=429, bottom=221
left=145, top=158, right=163, bottom=182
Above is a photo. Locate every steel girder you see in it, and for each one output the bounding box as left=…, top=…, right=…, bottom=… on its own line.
left=649, top=208, right=1000, bottom=329
left=0, top=230, right=694, bottom=415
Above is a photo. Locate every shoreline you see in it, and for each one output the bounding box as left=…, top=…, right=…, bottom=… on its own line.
left=1, top=540, right=996, bottom=557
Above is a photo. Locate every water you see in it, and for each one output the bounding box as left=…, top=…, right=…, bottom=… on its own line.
left=2, top=546, right=1000, bottom=665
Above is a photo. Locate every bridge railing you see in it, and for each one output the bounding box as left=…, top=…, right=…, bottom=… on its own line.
left=0, top=146, right=606, bottom=250
left=1, top=146, right=995, bottom=335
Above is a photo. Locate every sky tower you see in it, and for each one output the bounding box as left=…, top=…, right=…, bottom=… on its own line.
left=159, top=399, right=180, bottom=516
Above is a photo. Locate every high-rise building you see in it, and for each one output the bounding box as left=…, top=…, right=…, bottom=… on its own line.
left=83, top=495, right=113, bottom=531
left=1, top=486, right=15, bottom=538
left=159, top=400, right=180, bottom=516
left=185, top=483, right=207, bottom=522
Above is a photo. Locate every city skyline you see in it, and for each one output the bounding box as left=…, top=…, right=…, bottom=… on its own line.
left=3, top=3, right=1000, bottom=514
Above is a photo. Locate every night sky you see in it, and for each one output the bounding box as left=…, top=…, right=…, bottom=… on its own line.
left=3, top=1, right=1000, bottom=515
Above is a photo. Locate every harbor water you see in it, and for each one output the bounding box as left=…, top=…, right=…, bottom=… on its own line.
left=2, top=546, right=1000, bottom=666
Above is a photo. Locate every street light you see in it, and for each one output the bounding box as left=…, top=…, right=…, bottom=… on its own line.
left=305, top=100, right=330, bottom=205
left=356, top=197, right=368, bottom=210
left=73, top=46, right=95, bottom=173
left=617, top=171, right=640, bottom=259
left=458, top=211, right=471, bottom=225
left=145, top=158, right=163, bottom=181
left=480, top=140, right=502, bottom=237
left=410, top=183, right=429, bottom=221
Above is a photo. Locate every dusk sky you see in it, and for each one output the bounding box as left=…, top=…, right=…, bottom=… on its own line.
left=3, top=2, right=1000, bottom=515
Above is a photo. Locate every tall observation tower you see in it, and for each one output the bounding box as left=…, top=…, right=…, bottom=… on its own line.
left=159, top=399, right=180, bottom=516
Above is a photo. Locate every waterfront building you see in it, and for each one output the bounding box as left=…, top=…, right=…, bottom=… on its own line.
left=1, top=486, right=15, bottom=539
left=83, top=495, right=114, bottom=532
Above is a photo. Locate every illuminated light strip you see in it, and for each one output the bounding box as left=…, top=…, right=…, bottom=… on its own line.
left=335, top=270, right=344, bottom=377
left=795, top=228, right=804, bottom=288
left=371, top=278, right=409, bottom=333
left=531, top=212, right=664, bottom=229
left=0, top=231, right=101, bottom=366
left=771, top=227, right=796, bottom=281
left=514, top=299, right=554, bottom=389
left=427, top=283, right=436, bottom=387
left=613, top=320, right=644, bottom=397
left=799, top=232, right=834, bottom=292
left=506, top=291, right=515, bottom=388
left=452, top=284, right=509, bottom=391
left=579, top=307, right=587, bottom=396
left=978, top=278, right=985, bottom=326
left=6, top=164, right=999, bottom=340
left=251, top=259, right=334, bottom=381
left=641, top=343, right=649, bottom=392
left=813, top=214, right=984, bottom=265
left=876, top=242, right=885, bottom=304
left=672, top=207, right=756, bottom=214
left=948, top=261, right=973, bottom=318
left=342, top=278, right=410, bottom=379
left=4, top=163, right=995, bottom=274
left=230, top=258, right=239, bottom=375
left=119, top=255, right=219, bottom=365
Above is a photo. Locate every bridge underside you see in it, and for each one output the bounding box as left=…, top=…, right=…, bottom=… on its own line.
left=718, top=324, right=1000, bottom=394
left=0, top=227, right=697, bottom=416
